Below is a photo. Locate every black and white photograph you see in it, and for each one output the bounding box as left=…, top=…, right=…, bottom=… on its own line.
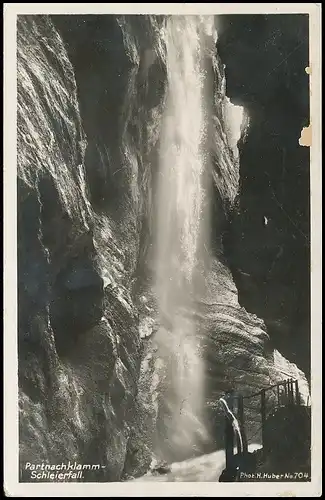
left=3, top=3, right=322, bottom=497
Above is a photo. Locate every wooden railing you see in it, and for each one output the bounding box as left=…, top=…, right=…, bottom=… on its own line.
left=223, top=378, right=302, bottom=467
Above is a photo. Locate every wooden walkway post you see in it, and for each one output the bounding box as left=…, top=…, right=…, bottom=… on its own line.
left=284, top=380, right=288, bottom=404
left=276, top=384, right=280, bottom=406
left=289, top=379, right=295, bottom=405
left=225, top=391, right=234, bottom=468
left=261, top=389, right=266, bottom=459
left=237, top=394, right=248, bottom=455
left=294, top=379, right=300, bottom=405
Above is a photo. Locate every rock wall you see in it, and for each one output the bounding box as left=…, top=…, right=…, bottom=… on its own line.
left=218, top=14, right=310, bottom=377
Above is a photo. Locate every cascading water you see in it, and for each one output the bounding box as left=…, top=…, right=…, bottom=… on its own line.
left=219, top=397, right=244, bottom=454
left=152, top=16, right=216, bottom=462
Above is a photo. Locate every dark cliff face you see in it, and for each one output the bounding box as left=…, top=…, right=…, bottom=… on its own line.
left=17, top=14, right=309, bottom=481
left=18, top=15, right=142, bottom=481
left=217, top=15, right=310, bottom=378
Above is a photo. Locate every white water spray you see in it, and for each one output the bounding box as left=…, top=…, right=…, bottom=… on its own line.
left=153, top=16, right=215, bottom=461
left=219, top=397, right=244, bottom=454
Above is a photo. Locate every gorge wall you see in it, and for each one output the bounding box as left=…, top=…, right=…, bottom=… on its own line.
left=218, top=15, right=310, bottom=378
left=17, top=14, right=310, bottom=482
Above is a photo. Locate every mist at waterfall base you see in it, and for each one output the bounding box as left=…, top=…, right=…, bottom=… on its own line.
left=151, top=16, right=244, bottom=464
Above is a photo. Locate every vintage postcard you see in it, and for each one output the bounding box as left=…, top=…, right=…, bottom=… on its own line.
left=3, top=2, right=322, bottom=497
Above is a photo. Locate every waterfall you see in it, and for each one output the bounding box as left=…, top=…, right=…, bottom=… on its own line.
left=153, top=16, right=215, bottom=462
left=219, top=397, right=244, bottom=454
